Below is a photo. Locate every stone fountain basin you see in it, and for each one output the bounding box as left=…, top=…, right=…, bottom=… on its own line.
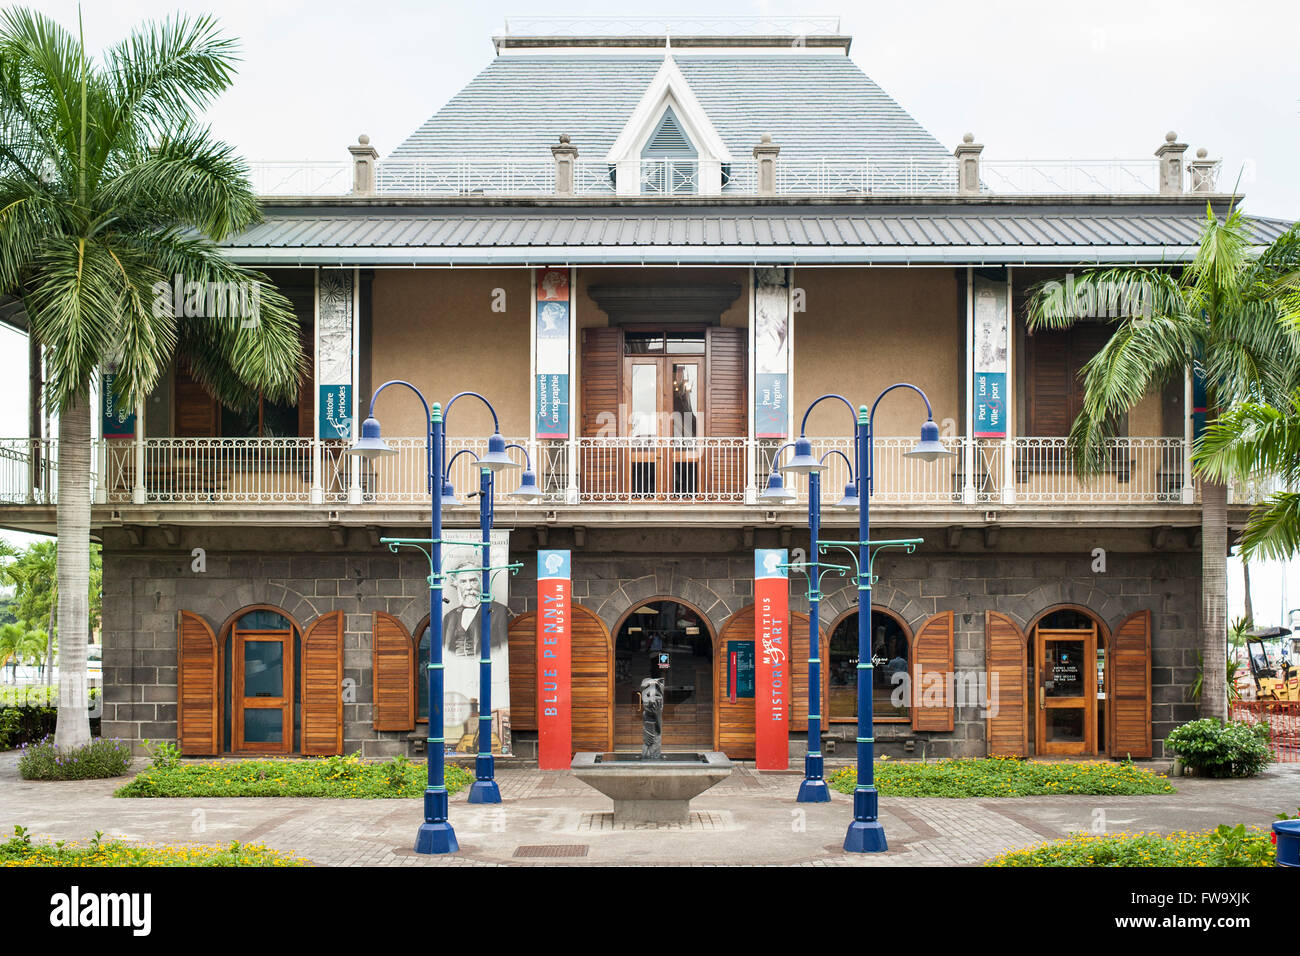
left=570, top=751, right=733, bottom=824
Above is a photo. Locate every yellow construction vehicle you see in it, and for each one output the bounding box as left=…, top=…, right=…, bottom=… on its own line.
left=1246, top=637, right=1300, bottom=702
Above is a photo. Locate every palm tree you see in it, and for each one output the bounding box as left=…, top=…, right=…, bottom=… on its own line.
left=1026, top=207, right=1300, bottom=721
left=0, top=10, right=303, bottom=749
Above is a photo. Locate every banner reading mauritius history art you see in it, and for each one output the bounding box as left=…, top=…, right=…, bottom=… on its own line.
left=754, top=549, right=790, bottom=770
left=973, top=275, right=1008, bottom=438
left=755, top=268, right=790, bottom=438
left=433, top=529, right=512, bottom=754
left=536, top=550, right=572, bottom=770
left=535, top=268, right=570, bottom=438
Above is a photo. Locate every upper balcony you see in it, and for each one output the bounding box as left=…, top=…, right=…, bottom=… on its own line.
left=0, top=434, right=1251, bottom=533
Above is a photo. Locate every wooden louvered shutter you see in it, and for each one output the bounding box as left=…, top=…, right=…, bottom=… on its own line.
left=581, top=327, right=623, bottom=497
left=371, top=612, right=415, bottom=731
left=705, top=326, right=747, bottom=498
left=716, top=606, right=756, bottom=758
left=571, top=604, right=613, bottom=753
left=508, top=612, right=538, bottom=732
left=301, top=611, right=344, bottom=755
left=985, top=612, right=1028, bottom=756
left=912, top=611, right=955, bottom=732
left=1027, top=332, right=1071, bottom=437
left=174, top=360, right=217, bottom=437
left=1110, top=610, right=1152, bottom=758
left=177, top=611, right=219, bottom=756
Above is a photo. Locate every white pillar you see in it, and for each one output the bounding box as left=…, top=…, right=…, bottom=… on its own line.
left=131, top=400, right=146, bottom=505
left=963, top=267, right=976, bottom=504
left=1001, top=268, right=1016, bottom=505
left=310, top=267, right=323, bottom=504
left=566, top=266, right=579, bottom=504
left=1182, top=367, right=1195, bottom=504
left=348, top=266, right=362, bottom=505
left=745, top=269, right=758, bottom=504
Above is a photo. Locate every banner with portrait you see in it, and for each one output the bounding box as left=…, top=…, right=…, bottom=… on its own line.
left=973, top=275, right=1009, bottom=438
left=535, top=268, right=570, bottom=438
left=755, top=268, right=791, bottom=438
left=425, top=529, right=513, bottom=754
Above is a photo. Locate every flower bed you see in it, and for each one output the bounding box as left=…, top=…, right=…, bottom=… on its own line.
left=1, top=826, right=308, bottom=867
left=987, top=825, right=1275, bottom=867
left=827, top=757, right=1173, bottom=798
left=115, top=753, right=474, bottom=798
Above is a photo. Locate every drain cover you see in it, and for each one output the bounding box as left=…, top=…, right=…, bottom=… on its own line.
left=513, top=844, right=589, bottom=858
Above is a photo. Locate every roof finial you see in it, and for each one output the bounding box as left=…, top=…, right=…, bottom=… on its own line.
left=665, top=29, right=671, bottom=53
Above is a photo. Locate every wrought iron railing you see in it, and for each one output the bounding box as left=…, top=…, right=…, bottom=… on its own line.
left=0, top=436, right=1201, bottom=508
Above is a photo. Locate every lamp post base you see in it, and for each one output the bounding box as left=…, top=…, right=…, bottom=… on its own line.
left=796, top=752, right=831, bottom=802
left=414, top=821, right=460, bottom=855
left=843, top=820, right=888, bottom=854
left=467, top=780, right=502, bottom=803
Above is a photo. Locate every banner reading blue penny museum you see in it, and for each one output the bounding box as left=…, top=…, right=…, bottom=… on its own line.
left=536, top=550, right=571, bottom=769
left=535, top=268, right=570, bottom=438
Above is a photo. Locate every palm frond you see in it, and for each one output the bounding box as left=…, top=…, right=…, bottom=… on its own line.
left=1237, top=492, right=1300, bottom=562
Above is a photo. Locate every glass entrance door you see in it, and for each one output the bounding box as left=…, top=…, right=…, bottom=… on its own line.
left=233, top=630, right=294, bottom=754
left=1034, top=626, right=1097, bottom=755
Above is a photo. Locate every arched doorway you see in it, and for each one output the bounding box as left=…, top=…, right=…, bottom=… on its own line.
left=217, top=605, right=301, bottom=755
left=1027, top=605, right=1109, bottom=756
left=827, top=608, right=914, bottom=724
left=612, top=599, right=715, bottom=750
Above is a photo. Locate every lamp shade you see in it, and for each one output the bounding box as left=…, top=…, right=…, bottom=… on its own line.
left=832, top=482, right=860, bottom=510
left=440, top=478, right=464, bottom=508
left=758, top=472, right=798, bottom=503
left=782, top=437, right=823, bottom=474
left=477, top=432, right=519, bottom=471
left=904, top=419, right=954, bottom=462
left=349, top=417, right=395, bottom=458
left=509, top=469, right=545, bottom=501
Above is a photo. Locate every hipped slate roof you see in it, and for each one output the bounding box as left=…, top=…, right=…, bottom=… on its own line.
left=385, top=54, right=952, bottom=166
left=217, top=203, right=1294, bottom=266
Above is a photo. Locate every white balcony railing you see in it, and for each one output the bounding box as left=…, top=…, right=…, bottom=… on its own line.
left=0, top=436, right=1207, bottom=510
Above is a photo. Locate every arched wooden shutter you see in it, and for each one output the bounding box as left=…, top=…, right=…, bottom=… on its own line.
left=985, top=612, right=1028, bottom=756
left=177, top=611, right=219, bottom=756
left=372, top=611, right=415, bottom=731
left=1110, top=610, right=1152, bottom=758
left=301, top=611, right=344, bottom=755
left=508, top=612, right=538, bottom=732
left=912, top=611, right=955, bottom=732
left=571, top=604, right=612, bottom=753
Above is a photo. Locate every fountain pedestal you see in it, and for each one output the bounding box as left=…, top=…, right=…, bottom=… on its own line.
left=570, top=752, right=733, bottom=825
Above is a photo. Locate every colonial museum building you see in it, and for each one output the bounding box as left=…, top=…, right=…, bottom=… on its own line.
left=1, top=19, right=1288, bottom=763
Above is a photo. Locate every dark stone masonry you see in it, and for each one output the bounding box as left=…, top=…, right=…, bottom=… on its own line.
left=98, top=523, right=1201, bottom=759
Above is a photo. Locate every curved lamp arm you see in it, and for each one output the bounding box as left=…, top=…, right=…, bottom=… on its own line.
left=367, top=379, right=431, bottom=422
left=503, top=442, right=534, bottom=470
left=797, top=393, right=856, bottom=437
left=445, top=448, right=480, bottom=476
left=869, top=383, right=935, bottom=427
left=819, top=448, right=855, bottom=476
left=445, top=391, right=502, bottom=432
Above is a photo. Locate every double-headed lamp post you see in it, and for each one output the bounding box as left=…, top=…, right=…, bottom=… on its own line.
left=350, top=383, right=525, bottom=855
left=781, top=386, right=953, bottom=853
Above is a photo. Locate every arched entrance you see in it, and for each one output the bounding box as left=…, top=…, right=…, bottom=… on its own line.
left=217, top=604, right=302, bottom=755
left=827, top=607, right=914, bottom=724
left=1026, top=605, right=1109, bottom=756
left=612, top=599, right=715, bottom=750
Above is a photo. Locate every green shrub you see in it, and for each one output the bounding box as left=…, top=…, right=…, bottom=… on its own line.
left=1165, top=718, right=1272, bottom=778
left=18, top=735, right=133, bottom=780
left=116, top=754, right=474, bottom=798
left=0, top=689, right=103, bottom=750
left=828, top=757, right=1173, bottom=798
left=988, top=825, right=1275, bottom=867
left=142, top=738, right=182, bottom=770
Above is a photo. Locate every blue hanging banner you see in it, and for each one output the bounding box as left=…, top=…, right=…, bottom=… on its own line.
left=536, top=269, right=570, bottom=439
left=101, top=370, right=136, bottom=438
left=319, top=383, right=353, bottom=440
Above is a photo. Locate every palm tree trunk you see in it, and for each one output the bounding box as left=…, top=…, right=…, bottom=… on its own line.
left=54, top=398, right=91, bottom=750
left=45, top=598, right=55, bottom=687
left=1201, top=478, right=1229, bottom=721
left=1242, top=557, right=1253, bottom=626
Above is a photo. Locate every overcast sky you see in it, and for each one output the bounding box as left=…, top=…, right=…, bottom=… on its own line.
left=7, top=0, right=1300, bottom=621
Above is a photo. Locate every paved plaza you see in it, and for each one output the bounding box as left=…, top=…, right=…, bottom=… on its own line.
left=3, top=754, right=1297, bottom=867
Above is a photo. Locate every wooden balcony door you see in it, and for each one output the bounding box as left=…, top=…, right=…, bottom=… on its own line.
left=1034, top=625, right=1097, bottom=755
left=624, top=351, right=705, bottom=498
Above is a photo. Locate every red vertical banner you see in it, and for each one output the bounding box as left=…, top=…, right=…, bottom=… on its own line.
left=754, top=549, right=790, bottom=770
left=536, top=550, right=572, bottom=769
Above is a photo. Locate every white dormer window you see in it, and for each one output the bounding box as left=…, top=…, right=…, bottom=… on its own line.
left=641, top=106, right=698, bottom=195
left=606, top=56, right=732, bottom=197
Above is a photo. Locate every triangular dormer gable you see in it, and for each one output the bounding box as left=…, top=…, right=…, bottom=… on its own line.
left=605, top=55, right=732, bottom=165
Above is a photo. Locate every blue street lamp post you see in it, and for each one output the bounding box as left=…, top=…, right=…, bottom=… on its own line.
left=350, top=383, right=522, bottom=855
left=780, top=387, right=952, bottom=853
